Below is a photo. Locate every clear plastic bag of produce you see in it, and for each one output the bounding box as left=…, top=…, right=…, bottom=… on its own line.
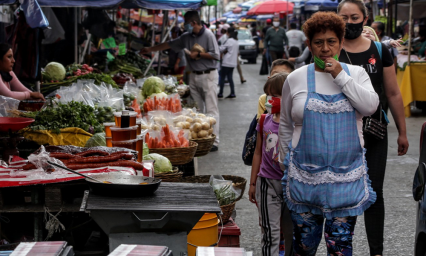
left=209, top=175, right=241, bottom=206
left=190, top=114, right=214, bottom=139
left=147, top=110, right=173, bottom=128
left=145, top=124, right=190, bottom=149
left=0, top=95, right=20, bottom=117
left=27, top=145, right=68, bottom=174
left=163, top=76, right=177, bottom=94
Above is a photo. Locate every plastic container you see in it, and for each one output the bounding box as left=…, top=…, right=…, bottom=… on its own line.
left=136, top=119, right=142, bottom=135
left=187, top=213, right=219, bottom=256
left=217, top=217, right=241, bottom=247
left=137, top=135, right=143, bottom=162
left=110, top=126, right=138, bottom=141
left=103, top=122, right=115, bottom=137
left=111, top=139, right=138, bottom=150
left=114, top=111, right=137, bottom=127
left=106, top=137, right=112, bottom=147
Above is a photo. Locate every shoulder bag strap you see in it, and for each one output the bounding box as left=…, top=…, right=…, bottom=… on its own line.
left=259, top=114, right=267, bottom=143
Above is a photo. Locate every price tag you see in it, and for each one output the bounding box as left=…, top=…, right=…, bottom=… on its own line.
left=119, top=43, right=126, bottom=56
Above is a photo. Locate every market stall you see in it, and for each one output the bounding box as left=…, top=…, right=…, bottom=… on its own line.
left=397, top=62, right=426, bottom=117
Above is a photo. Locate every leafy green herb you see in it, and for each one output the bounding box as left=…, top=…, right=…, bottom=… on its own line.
left=214, top=184, right=236, bottom=206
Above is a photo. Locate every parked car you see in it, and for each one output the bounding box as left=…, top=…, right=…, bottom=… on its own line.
left=414, top=122, right=426, bottom=256
left=238, top=29, right=257, bottom=64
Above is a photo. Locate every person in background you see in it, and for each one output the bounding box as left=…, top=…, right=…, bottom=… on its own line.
left=371, top=21, right=402, bottom=59
left=413, top=30, right=426, bottom=58
left=218, top=27, right=239, bottom=99
left=251, top=22, right=259, bottom=53
left=218, top=24, right=230, bottom=46
left=0, top=44, right=44, bottom=101
left=288, top=46, right=303, bottom=69
left=261, top=19, right=273, bottom=67
left=249, top=72, right=290, bottom=256
left=257, top=59, right=295, bottom=120
left=141, top=11, right=220, bottom=151
left=264, top=16, right=289, bottom=62
left=338, top=1, right=409, bottom=255
left=286, top=23, right=306, bottom=53
left=288, top=47, right=312, bottom=68
left=280, top=12, right=379, bottom=255
left=167, top=27, right=187, bottom=75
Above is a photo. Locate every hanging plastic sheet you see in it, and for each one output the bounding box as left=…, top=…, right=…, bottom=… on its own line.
left=19, top=0, right=49, bottom=29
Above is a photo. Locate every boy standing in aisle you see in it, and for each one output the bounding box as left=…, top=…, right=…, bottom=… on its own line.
left=141, top=11, right=220, bottom=151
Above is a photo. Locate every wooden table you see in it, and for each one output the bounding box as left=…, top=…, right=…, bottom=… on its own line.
left=81, top=182, right=221, bottom=255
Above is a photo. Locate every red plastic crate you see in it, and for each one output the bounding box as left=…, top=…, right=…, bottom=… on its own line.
left=218, top=218, right=241, bottom=247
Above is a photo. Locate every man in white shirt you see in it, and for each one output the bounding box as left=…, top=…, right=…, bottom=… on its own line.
left=286, top=23, right=306, bottom=53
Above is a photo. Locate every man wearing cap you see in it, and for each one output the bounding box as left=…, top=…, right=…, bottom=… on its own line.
left=263, top=16, right=288, bottom=62
left=141, top=11, right=221, bottom=151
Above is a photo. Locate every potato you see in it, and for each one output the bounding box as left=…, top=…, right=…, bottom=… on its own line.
left=186, top=117, right=193, bottom=123
left=198, top=130, right=208, bottom=138
left=209, top=117, right=217, bottom=126
left=208, top=128, right=213, bottom=135
left=175, top=122, right=184, bottom=128
left=191, top=131, right=198, bottom=139
left=194, top=118, right=202, bottom=124
left=201, top=122, right=210, bottom=130
left=141, top=124, right=150, bottom=129
left=192, top=123, right=202, bottom=132
left=183, top=122, right=191, bottom=129
left=152, top=124, right=160, bottom=131
left=197, top=113, right=206, bottom=118
left=190, top=112, right=197, bottom=117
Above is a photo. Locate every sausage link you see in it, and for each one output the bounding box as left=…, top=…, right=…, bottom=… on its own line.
left=66, top=160, right=144, bottom=170
left=68, top=153, right=134, bottom=164
left=76, top=150, right=109, bottom=157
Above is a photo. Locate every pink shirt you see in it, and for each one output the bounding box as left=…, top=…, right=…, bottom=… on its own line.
left=0, top=71, right=31, bottom=100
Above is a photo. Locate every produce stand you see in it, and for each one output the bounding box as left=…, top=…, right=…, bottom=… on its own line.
left=80, top=183, right=221, bottom=254
left=397, top=62, right=426, bottom=117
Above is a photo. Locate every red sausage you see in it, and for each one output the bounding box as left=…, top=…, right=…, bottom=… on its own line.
left=66, top=160, right=144, bottom=170
left=49, top=152, right=77, bottom=159
left=68, top=153, right=134, bottom=164
left=76, top=150, right=109, bottom=157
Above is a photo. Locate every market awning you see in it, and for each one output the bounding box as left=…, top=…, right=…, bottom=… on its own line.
left=247, top=0, right=294, bottom=15
left=304, top=0, right=338, bottom=11
left=0, top=0, right=204, bottom=9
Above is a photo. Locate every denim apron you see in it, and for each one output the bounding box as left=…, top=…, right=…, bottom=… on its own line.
left=282, top=63, right=376, bottom=219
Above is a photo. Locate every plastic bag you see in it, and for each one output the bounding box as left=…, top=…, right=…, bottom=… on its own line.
left=27, top=145, right=67, bottom=173
left=0, top=95, right=20, bottom=117
left=145, top=124, right=189, bottom=149
left=209, top=175, right=241, bottom=206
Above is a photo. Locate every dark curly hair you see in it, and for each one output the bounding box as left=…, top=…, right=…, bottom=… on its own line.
left=303, top=12, right=346, bottom=43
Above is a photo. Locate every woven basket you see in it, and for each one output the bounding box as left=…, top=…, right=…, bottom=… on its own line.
left=149, top=141, right=198, bottom=165
left=154, top=167, right=183, bottom=182
left=220, top=202, right=236, bottom=224
left=191, top=134, right=216, bottom=157
left=179, top=175, right=247, bottom=201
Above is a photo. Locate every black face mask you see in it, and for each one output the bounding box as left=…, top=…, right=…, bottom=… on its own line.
left=345, top=21, right=364, bottom=39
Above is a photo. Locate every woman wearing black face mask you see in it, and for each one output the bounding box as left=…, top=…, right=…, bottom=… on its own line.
left=337, top=0, right=408, bottom=256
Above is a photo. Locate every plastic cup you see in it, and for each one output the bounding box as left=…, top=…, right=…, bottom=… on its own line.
left=110, top=126, right=138, bottom=141
left=136, top=119, right=142, bottom=135
left=111, top=139, right=138, bottom=150
left=103, top=122, right=115, bottom=137
left=137, top=135, right=143, bottom=162
left=106, top=137, right=112, bottom=147
left=114, top=111, right=137, bottom=127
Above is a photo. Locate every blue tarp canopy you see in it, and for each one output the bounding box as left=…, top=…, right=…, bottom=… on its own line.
left=305, top=0, right=338, bottom=11
left=0, top=0, right=203, bottom=9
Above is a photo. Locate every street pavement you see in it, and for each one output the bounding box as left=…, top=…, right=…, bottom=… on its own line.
left=197, top=59, right=423, bottom=255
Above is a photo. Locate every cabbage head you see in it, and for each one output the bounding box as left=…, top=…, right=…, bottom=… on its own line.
left=44, top=62, right=66, bottom=81
left=143, top=143, right=149, bottom=156
left=85, top=133, right=106, bottom=147
left=142, top=77, right=165, bottom=98
left=143, top=153, right=172, bottom=173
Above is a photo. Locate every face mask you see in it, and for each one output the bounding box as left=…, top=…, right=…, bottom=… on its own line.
left=185, top=23, right=193, bottom=34
left=345, top=21, right=364, bottom=39
left=314, top=55, right=339, bottom=70
left=265, top=96, right=281, bottom=114
left=273, top=22, right=280, bottom=27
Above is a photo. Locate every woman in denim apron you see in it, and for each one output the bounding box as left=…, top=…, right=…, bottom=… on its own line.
left=279, top=12, right=380, bottom=255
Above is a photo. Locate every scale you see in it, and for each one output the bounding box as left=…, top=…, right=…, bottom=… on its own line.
left=0, top=117, right=34, bottom=161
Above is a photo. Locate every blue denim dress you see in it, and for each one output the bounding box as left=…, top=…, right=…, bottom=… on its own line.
left=282, top=63, right=376, bottom=220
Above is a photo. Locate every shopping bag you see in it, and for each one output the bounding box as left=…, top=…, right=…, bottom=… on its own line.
left=259, top=54, right=269, bottom=75
left=19, top=0, right=49, bottom=29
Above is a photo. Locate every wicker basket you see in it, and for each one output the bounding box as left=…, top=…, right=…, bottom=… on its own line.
left=190, top=134, right=216, bottom=157
left=154, top=167, right=183, bottom=182
left=219, top=202, right=236, bottom=224
left=149, top=141, right=198, bottom=165
left=179, top=175, right=247, bottom=201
